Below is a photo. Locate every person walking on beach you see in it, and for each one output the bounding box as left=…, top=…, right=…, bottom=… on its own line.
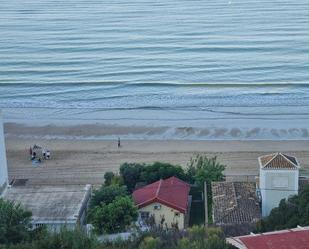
left=118, top=137, right=121, bottom=148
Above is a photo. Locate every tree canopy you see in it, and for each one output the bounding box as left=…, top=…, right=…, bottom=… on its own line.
left=120, top=163, right=145, bottom=192
left=88, top=184, right=138, bottom=234
left=90, top=185, right=127, bottom=208
left=186, top=155, right=226, bottom=223
left=0, top=198, right=32, bottom=245
left=186, top=155, right=226, bottom=187
left=88, top=196, right=138, bottom=234
left=120, top=162, right=187, bottom=193
left=256, top=185, right=309, bottom=232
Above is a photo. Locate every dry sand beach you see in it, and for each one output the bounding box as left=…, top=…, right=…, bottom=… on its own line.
left=5, top=132, right=309, bottom=186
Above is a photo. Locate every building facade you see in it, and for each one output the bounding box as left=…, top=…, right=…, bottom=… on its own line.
left=138, top=201, right=186, bottom=230
left=133, top=176, right=190, bottom=230
left=4, top=184, right=92, bottom=232
left=258, top=153, right=299, bottom=217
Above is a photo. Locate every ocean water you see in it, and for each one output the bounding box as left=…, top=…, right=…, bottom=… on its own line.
left=1, top=0, right=309, bottom=139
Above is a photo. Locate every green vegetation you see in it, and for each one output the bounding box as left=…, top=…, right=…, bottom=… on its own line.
left=120, top=162, right=187, bottom=193
left=133, top=226, right=230, bottom=249
left=186, top=155, right=225, bottom=188
left=0, top=227, right=99, bottom=249
left=186, top=155, right=226, bottom=223
left=90, top=185, right=128, bottom=208
left=256, top=185, right=309, bottom=232
left=88, top=185, right=138, bottom=234
left=88, top=196, right=138, bottom=234
left=104, top=172, right=116, bottom=186
left=0, top=197, right=231, bottom=249
left=0, top=198, right=33, bottom=245
left=178, top=226, right=229, bottom=249
left=119, top=163, right=145, bottom=192
left=0, top=225, right=231, bottom=249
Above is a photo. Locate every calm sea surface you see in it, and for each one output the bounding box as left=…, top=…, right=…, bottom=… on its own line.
left=1, top=0, right=309, bottom=139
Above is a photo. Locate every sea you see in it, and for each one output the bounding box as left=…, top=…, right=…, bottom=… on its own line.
left=1, top=0, right=309, bottom=140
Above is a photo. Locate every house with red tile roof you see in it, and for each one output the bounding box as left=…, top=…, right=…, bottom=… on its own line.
left=227, top=226, right=309, bottom=249
left=132, top=176, right=190, bottom=229
left=258, top=153, right=300, bottom=216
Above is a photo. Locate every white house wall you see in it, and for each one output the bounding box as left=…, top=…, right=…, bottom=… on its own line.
left=260, top=169, right=299, bottom=217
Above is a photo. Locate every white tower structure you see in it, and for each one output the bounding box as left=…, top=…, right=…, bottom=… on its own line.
left=259, top=153, right=299, bottom=217
left=0, top=111, right=8, bottom=195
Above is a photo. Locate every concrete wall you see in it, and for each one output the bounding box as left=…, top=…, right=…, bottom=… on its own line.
left=0, top=111, right=8, bottom=195
left=138, top=202, right=185, bottom=229
left=260, top=169, right=299, bottom=217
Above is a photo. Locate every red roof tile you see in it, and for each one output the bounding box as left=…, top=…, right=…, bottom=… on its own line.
left=132, top=176, right=190, bottom=213
left=259, top=153, right=299, bottom=170
left=228, top=227, right=309, bottom=249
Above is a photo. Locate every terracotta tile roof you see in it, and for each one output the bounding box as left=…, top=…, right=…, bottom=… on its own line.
left=227, top=226, right=309, bottom=249
left=212, top=182, right=261, bottom=225
left=132, top=176, right=190, bottom=213
left=259, top=153, right=299, bottom=170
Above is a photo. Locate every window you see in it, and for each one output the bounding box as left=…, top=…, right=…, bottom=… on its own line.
left=140, top=211, right=150, bottom=220
left=154, top=204, right=161, bottom=210
left=271, top=176, right=289, bottom=188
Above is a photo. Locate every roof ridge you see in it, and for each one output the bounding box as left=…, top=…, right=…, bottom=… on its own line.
left=155, top=179, right=163, bottom=198
left=263, top=152, right=298, bottom=169
left=263, top=152, right=278, bottom=167
left=281, top=153, right=299, bottom=168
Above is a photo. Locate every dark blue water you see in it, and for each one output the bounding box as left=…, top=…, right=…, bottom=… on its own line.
left=1, top=0, right=309, bottom=139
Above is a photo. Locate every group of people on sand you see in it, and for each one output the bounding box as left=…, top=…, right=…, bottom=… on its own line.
left=29, top=144, right=50, bottom=164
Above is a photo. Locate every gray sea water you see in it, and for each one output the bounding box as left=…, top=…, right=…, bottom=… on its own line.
left=1, top=0, right=309, bottom=139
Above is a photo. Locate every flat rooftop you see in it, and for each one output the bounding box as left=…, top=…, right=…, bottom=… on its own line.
left=4, top=184, right=91, bottom=223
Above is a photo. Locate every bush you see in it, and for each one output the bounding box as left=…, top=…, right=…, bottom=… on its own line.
left=0, top=228, right=98, bottom=249
left=0, top=198, right=32, bottom=245
left=90, top=185, right=127, bottom=208
left=88, top=196, right=138, bottom=234
left=104, top=172, right=115, bottom=186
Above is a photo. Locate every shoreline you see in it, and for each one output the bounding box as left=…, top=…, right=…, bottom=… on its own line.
left=4, top=122, right=309, bottom=141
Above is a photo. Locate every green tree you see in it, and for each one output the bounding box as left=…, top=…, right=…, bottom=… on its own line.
left=88, top=196, right=138, bottom=234
left=0, top=198, right=32, bottom=245
left=104, top=172, right=115, bottom=186
left=120, top=162, right=187, bottom=193
left=187, top=155, right=226, bottom=223
left=90, top=185, right=127, bottom=208
left=120, top=163, right=145, bottom=192
left=140, top=162, right=187, bottom=184
left=187, top=155, right=225, bottom=187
